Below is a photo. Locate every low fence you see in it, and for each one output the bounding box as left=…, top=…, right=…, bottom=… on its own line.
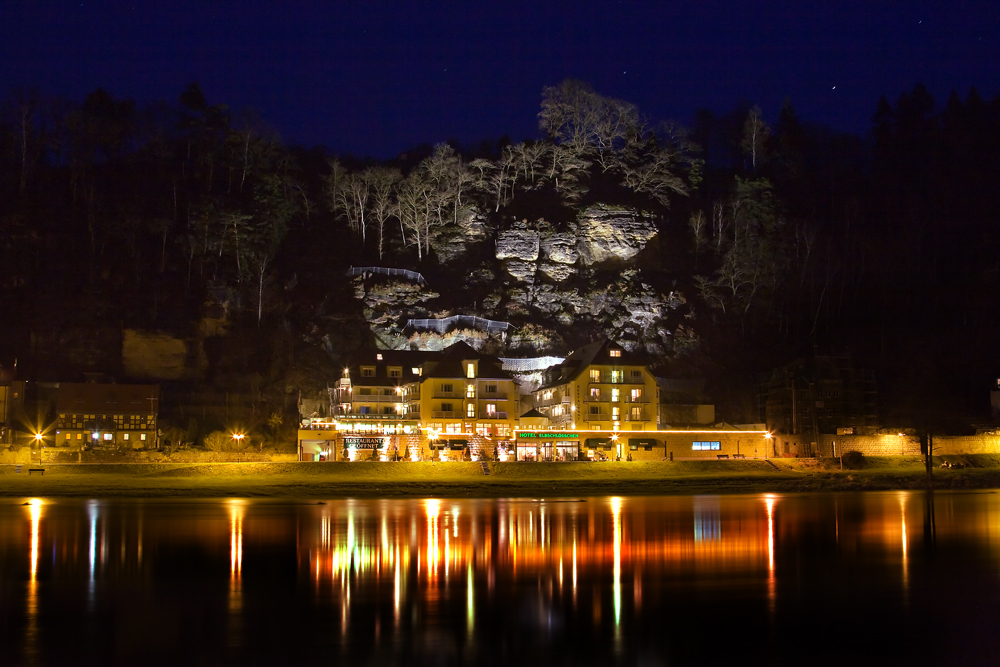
left=405, top=316, right=512, bottom=334
left=346, top=266, right=427, bottom=285
left=499, top=356, right=565, bottom=372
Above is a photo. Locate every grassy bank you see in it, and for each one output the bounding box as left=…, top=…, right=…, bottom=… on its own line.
left=3, top=456, right=1000, bottom=498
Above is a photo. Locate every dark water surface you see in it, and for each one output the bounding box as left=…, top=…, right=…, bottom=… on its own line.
left=2, top=491, right=999, bottom=665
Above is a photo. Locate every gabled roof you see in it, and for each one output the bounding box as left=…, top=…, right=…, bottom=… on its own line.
left=56, top=383, right=160, bottom=415
left=345, top=349, right=438, bottom=387
left=537, top=339, right=648, bottom=391
left=519, top=408, right=547, bottom=419
left=419, top=341, right=513, bottom=382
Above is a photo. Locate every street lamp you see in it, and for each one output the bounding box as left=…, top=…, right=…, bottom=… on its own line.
left=33, top=433, right=43, bottom=465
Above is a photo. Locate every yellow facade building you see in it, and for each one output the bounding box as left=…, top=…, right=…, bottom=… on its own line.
left=532, top=339, right=660, bottom=432
left=409, top=341, right=518, bottom=440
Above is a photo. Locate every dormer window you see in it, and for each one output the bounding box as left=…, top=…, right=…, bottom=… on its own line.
left=609, top=349, right=621, bottom=358
left=412, top=367, right=421, bottom=375
left=388, top=367, right=402, bottom=378
left=361, top=366, right=375, bottom=377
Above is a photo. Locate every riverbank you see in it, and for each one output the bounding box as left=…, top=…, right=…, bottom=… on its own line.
left=3, top=456, right=1000, bottom=498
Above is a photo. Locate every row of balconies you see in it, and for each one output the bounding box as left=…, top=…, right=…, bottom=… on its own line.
left=432, top=391, right=509, bottom=400
left=431, top=411, right=509, bottom=420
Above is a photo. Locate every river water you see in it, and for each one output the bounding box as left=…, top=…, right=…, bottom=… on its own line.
left=1, top=491, right=999, bottom=665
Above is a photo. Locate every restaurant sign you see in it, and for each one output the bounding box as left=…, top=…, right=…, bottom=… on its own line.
left=344, top=435, right=387, bottom=449
left=517, top=432, right=579, bottom=439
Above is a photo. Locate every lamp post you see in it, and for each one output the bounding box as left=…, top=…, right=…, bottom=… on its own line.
left=232, top=433, right=245, bottom=462
left=34, top=432, right=43, bottom=465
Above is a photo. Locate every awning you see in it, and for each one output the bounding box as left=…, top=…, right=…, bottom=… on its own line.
left=629, top=438, right=657, bottom=448
left=585, top=438, right=613, bottom=449
left=448, top=438, right=468, bottom=450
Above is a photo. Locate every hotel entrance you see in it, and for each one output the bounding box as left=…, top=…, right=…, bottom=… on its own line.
left=515, top=432, right=580, bottom=461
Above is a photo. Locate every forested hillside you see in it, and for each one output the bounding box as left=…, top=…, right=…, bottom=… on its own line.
left=2, top=80, right=999, bottom=432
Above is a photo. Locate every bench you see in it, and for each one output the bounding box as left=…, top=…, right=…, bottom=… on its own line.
left=716, top=454, right=730, bottom=459
left=28, top=468, right=45, bottom=475
left=732, top=453, right=746, bottom=459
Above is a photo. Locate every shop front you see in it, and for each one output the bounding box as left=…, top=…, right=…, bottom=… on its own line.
left=515, top=431, right=581, bottom=461
left=343, top=434, right=390, bottom=461
left=585, top=437, right=615, bottom=461
left=429, top=437, right=468, bottom=461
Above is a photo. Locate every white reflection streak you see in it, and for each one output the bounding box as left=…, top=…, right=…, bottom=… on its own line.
left=394, top=546, right=401, bottom=626
left=87, top=500, right=98, bottom=606
left=611, top=497, right=622, bottom=633
left=765, top=495, right=776, bottom=612
left=228, top=500, right=245, bottom=649
left=467, top=561, right=474, bottom=639
left=899, top=493, right=909, bottom=597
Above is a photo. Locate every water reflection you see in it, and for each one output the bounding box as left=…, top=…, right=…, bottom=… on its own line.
left=4, top=492, right=1000, bottom=665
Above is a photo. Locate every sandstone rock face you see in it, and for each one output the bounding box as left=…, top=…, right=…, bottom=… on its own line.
left=539, top=232, right=578, bottom=265
left=433, top=208, right=490, bottom=263
left=496, top=206, right=657, bottom=283
left=574, top=206, right=658, bottom=266
left=496, top=223, right=540, bottom=262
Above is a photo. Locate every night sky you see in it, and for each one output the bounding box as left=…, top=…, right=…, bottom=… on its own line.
left=2, top=1, right=998, bottom=157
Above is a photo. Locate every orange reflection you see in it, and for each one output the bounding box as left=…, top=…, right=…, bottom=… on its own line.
left=25, top=499, right=43, bottom=662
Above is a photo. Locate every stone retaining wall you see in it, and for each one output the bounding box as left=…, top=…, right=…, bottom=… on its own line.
left=34, top=448, right=298, bottom=464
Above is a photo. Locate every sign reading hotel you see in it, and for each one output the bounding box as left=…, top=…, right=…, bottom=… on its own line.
left=344, top=435, right=387, bottom=449
left=517, top=432, right=579, bottom=439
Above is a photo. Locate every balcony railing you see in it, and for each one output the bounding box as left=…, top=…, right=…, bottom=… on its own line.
left=433, top=391, right=465, bottom=399
left=585, top=413, right=612, bottom=421
left=479, top=392, right=508, bottom=400
left=353, top=394, right=402, bottom=403
left=432, top=411, right=464, bottom=419
left=479, top=412, right=509, bottom=420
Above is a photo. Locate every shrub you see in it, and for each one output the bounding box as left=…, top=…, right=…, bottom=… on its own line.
left=841, top=450, right=866, bottom=470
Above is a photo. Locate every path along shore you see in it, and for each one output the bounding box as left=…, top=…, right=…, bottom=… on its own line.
left=3, top=457, right=1000, bottom=498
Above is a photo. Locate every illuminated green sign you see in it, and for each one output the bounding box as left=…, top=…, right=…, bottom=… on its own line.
left=517, top=432, right=579, bottom=439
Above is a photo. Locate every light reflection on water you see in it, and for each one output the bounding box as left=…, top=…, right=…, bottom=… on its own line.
left=3, top=491, right=1000, bottom=665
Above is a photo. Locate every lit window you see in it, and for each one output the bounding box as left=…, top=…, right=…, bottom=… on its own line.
left=467, top=384, right=475, bottom=398
left=611, top=388, right=619, bottom=402
left=631, top=388, right=642, bottom=401
left=692, top=441, right=721, bottom=451
left=376, top=353, right=383, bottom=361
left=631, top=406, right=642, bottom=420
left=486, top=403, right=497, bottom=416
left=141, top=434, right=146, bottom=441
left=612, top=407, right=620, bottom=419
left=609, top=349, right=621, bottom=358
left=611, top=370, right=622, bottom=383
left=103, top=433, right=112, bottom=441
left=590, top=369, right=601, bottom=382
left=467, top=363, right=475, bottom=379
left=412, top=367, right=420, bottom=375
left=590, top=387, right=600, bottom=399
left=76, top=433, right=82, bottom=440
left=467, top=403, right=476, bottom=418
left=123, top=433, right=130, bottom=440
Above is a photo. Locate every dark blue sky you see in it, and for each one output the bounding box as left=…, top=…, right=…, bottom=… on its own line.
left=2, top=1, right=998, bottom=157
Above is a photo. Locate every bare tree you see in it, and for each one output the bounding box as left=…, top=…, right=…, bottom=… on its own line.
left=365, top=166, right=402, bottom=259
left=742, top=105, right=770, bottom=170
